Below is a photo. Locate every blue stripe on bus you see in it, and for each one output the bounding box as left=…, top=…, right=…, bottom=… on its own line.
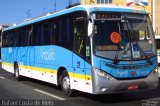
left=1, top=46, right=92, bottom=75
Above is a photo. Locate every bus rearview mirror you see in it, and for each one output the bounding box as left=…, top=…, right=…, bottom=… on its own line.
left=88, top=21, right=93, bottom=37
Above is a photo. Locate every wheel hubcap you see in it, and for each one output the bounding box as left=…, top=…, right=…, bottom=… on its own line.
left=62, top=77, right=70, bottom=90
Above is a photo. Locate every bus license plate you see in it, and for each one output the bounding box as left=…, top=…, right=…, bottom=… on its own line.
left=128, top=85, right=139, bottom=90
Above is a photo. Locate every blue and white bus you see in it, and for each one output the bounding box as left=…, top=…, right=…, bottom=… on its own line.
left=1, top=5, right=159, bottom=96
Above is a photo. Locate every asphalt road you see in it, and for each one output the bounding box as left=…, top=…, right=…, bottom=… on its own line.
left=0, top=68, right=160, bottom=106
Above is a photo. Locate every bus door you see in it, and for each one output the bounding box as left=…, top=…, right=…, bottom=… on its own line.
left=73, top=18, right=87, bottom=92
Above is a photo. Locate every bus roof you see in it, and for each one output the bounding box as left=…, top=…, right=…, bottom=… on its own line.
left=3, top=4, right=147, bottom=32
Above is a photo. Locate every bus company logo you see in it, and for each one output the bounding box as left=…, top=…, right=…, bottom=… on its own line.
left=116, top=70, right=128, bottom=76
left=40, top=49, right=55, bottom=61
left=131, top=71, right=135, bottom=77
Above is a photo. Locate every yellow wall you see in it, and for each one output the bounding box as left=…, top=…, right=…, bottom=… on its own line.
left=129, top=0, right=152, bottom=15
left=112, top=0, right=125, bottom=5
left=80, top=0, right=152, bottom=14
left=155, top=0, right=160, bottom=34
left=80, top=0, right=96, bottom=4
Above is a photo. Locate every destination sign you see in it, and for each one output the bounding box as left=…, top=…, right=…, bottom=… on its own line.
left=96, top=13, right=121, bottom=19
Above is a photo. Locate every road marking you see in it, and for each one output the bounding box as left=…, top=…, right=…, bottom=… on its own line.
left=34, top=89, right=66, bottom=100
left=0, top=76, right=5, bottom=79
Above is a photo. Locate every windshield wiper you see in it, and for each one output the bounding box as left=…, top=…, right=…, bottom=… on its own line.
left=137, top=45, right=153, bottom=65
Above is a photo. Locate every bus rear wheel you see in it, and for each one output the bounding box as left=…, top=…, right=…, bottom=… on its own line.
left=61, top=71, right=73, bottom=96
left=14, top=64, right=21, bottom=81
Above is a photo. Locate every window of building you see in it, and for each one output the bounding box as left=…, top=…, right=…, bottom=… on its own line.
left=97, top=0, right=112, bottom=4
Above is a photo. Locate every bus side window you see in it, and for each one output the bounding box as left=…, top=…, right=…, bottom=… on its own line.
left=44, top=22, right=50, bottom=45
left=58, top=20, right=62, bottom=44
left=40, top=25, right=44, bottom=45
left=5, top=32, right=10, bottom=47
left=2, top=32, right=7, bottom=47
left=54, top=21, right=59, bottom=45
left=37, top=25, right=41, bottom=45
left=10, top=31, right=14, bottom=47
left=28, top=26, right=33, bottom=46
left=25, top=27, right=29, bottom=46
left=14, top=30, right=19, bottom=47
left=32, top=25, right=38, bottom=46
left=66, top=18, right=71, bottom=43
left=20, top=28, right=25, bottom=46
left=66, top=18, right=73, bottom=50
left=49, top=22, right=55, bottom=45
left=58, top=17, right=72, bottom=50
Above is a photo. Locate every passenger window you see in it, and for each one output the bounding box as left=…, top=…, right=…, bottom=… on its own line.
left=44, top=23, right=50, bottom=45
left=73, top=20, right=86, bottom=57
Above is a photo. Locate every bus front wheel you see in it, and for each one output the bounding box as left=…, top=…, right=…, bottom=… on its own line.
left=61, top=71, right=73, bottom=96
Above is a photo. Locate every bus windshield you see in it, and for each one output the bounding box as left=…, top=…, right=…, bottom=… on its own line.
left=93, top=13, right=156, bottom=61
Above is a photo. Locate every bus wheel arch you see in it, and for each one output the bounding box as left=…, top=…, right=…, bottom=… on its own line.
left=57, top=67, right=73, bottom=96
left=57, top=67, right=66, bottom=86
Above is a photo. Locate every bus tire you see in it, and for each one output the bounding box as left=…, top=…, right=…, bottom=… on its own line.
left=61, top=71, right=73, bottom=96
left=14, top=64, right=21, bottom=81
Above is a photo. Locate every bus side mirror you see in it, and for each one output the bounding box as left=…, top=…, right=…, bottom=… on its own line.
left=88, top=20, right=93, bottom=37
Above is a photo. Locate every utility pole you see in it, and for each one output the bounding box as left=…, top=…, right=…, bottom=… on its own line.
left=43, top=7, right=46, bottom=14
left=54, top=0, right=56, bottom=12
left=26, top=10, right=31, bottom=19
left=69, top=0, right=72, bottom=6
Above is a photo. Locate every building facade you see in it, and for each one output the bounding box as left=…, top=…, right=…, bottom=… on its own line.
left=80, top=0, right=160, bottom=35
left=155, top=0, right=160, bottom=35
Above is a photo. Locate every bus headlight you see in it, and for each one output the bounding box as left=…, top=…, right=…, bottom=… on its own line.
left=153, top=67, right=159, bottom=75
left=93, top=68, right=113, bottom=80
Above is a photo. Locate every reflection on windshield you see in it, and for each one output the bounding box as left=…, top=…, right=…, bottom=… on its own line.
left=93, top=13, right=156, bottom=60
left=156, top=39, right=160, bottom=49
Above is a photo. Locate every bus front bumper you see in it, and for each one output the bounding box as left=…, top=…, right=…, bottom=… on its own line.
left=92, top=68, right=159, bottom=94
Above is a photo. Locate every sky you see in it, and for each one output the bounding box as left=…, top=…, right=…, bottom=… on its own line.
left=0, top=0, right=80, bottom=25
